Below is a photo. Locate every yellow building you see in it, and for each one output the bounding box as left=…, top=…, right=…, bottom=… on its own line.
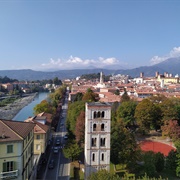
left=0, top=119, right=35, bottom=180
left=33, top=121, right=50, bottom=155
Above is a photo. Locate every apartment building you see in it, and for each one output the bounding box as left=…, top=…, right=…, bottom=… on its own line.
left=0, top=119, right=35, bottom=180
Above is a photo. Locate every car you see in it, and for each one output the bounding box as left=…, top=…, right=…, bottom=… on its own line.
left=48, top=159, right=54, bottom=169
left=53, top=147, right=59, bottom=153
left=64, top=135, right=68, bottom=140
left=56, top=139, right=60, bottom=145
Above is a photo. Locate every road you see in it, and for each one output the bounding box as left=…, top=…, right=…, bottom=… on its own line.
left=43, top=90, right=70, bottom=180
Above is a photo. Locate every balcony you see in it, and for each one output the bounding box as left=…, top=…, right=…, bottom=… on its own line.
left=0, top=170, right=18, bottom=179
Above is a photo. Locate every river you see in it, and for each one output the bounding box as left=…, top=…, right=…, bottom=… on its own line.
left=13, top=92, right=49, bottom=121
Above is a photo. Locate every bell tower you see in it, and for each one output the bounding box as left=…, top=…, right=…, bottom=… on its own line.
left=84, top=102, right=111, bottom=179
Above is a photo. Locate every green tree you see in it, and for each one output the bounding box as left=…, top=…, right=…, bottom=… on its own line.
left=135, top=99, right=161, bottom=133
left=33, top=100, right=56, bottom=115
left=154, top=152, right=164, bottom=172
left=111, top=101, right=119, bottom=122
left=66, top=101, right=85, bottom=135
left=166, top=150, right=177, bottom=172
left=74, top=92, right=83, bottom=101
left=111, top=121, right=140, bottom=165
left=82, top=88, right=98, bottom=102
left=53, top=77, right=62, bottom=85
left=160, top=97, right=180, bottom=121
left=87, top=169, right=121, bottom=180
left=114, top=89, right=120, bottom=95
left=63, top=140, right=82, bottom=161
left=121, top=88, right=130, bottom=103
left=116, top=100, right=137, bottom=126
left=75, top=111, right=85, bottom=144
left=143, top=151, right=156, bottom=177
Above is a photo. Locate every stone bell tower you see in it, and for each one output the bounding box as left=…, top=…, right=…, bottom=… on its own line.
left=84, top=102, right=111, bottom=179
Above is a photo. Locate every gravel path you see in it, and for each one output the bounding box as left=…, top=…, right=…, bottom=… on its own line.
left=0, top=94, right=37, bottom=120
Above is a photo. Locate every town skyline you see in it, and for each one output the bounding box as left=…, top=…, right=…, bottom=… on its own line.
left=0, top=1, right=180, bottom=71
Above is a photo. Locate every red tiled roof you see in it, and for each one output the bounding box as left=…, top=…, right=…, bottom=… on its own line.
left=0, top=119, right=35, bottom=142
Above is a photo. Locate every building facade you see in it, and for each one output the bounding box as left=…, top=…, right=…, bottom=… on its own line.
left=84, top=102, right=111, bottom=179
left=0, top=120, right=35, bottom=180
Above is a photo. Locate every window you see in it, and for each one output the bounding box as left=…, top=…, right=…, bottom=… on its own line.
left=92, top=153, right=95, bottom=161
left=36, top=144, right=40, bottom=150
left=91, top=138, right=97, bottom=147
left=101, top=124, right=105, bottom=131
left=93, top=112, right=96, bottom=119
left=101, top=111, right=105, bottom=118
left=7, top=145, right=13, bottom=153
left=3, top=161, right=14, bottom=172
left=93, top=124, right=97, bottom=131
left=100, top=138, right=105, bottom=146
left=36, top=135, right=40, bottom=139
left=97, top=111, right=101, bottom=118
left=101, top=153, right=104, bottom=161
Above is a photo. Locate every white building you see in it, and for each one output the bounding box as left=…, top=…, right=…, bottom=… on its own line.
left=84, top=102, right=111, bottom=179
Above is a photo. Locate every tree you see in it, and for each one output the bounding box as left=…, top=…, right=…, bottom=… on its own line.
left=66, top=101, right=85, bottom=135
left=75, top=111, right=85, bottom=144
left=154, top=152, right=164, bottom=172
left=111, top=121, right=140, bottom=165
left=53, top=77, right=62, bottom=85
left=148, top=94, right=167, bottom=104
left=82, top=88, right=98, bottom=102
left=114, top=89, right=120, bottom=95
left=161, top=120, right=180, bottom=141
left=135, top=98, right=162, bottom=133
left=87, top=169, right=121, bottom=180
left=121, top=88, right=130, bottom=103
left=116, top=100, right=137, bottom=127
left=160, top=97, right=180, bottom=121
left=143, top=151, right=156, bottom=177
left=74, top=92, right=83, bottom=101
left=175, top=140, right=180, bottom=177
left=166, top=150, right=177, bottom=172
left=111, top=101, right=120, bottom=122
left=63, top=140, right=82, bottom=161
left=33, top=100, right=56, bottom=115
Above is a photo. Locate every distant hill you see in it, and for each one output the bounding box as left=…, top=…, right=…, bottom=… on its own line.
left=0, top=57, right=180, bottom=80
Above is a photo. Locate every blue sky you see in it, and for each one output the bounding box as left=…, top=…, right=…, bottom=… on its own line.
left=0, top=0, right=180, bottom=71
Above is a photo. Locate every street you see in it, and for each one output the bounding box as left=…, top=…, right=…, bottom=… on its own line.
left=38, top=90, right=70, bottom=180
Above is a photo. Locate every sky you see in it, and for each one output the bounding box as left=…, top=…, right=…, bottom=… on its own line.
left=0, top=0, right=180, bottom=71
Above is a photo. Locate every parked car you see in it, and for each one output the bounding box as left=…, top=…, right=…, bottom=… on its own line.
left=53, top=147, right=59, bottom=153
left=48, top=159, right=54, bottom=169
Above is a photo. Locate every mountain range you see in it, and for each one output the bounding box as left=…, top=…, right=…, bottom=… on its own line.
left=0, top=57, right=180, bottom=81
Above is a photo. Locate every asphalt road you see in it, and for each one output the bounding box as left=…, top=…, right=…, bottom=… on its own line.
left=37, top=91, right=70, bottom=180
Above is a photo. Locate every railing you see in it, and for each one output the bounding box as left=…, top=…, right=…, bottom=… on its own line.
left=0, top=170, right=18, bottom=179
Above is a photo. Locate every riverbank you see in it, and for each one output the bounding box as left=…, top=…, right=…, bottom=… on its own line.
left=0, top=93, right=37, bottom=120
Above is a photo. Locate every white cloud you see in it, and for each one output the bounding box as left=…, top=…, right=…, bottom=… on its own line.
left=40, top=56, right=127, bottom=70
left=150, top=47, right=180, bottom=65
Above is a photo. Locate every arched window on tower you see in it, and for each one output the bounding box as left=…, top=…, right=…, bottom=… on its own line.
left=101, top=153, right=104, bottom=161
left=93, top=124, right=97, bottom=131
left=93, top=111, right=96, bottom=119
left=97, top=111, right=101, bottom=118
left=91, top=138, right=97, bottom=147
left=101, top=111, right=105, bottom=118
left=100, top=138, right=106, bottom=146
left=101, top=123, right=105, bottom=131
left=92, top=153, right=95, bottom=161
